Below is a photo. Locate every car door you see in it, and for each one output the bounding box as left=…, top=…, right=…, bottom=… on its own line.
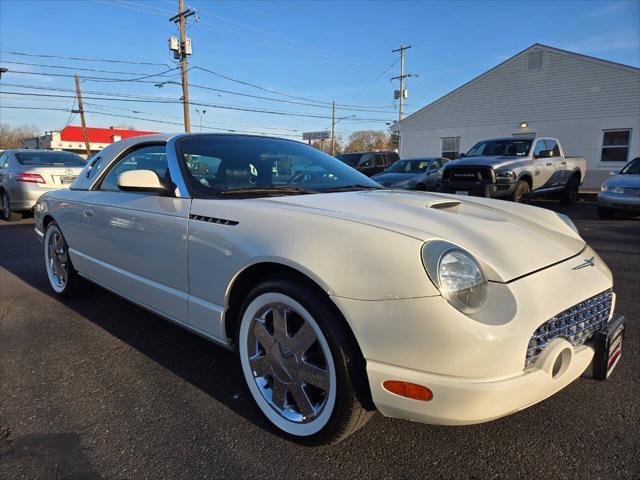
left=531, top=139, right=554, bottom=190
left=424, top=159, right=442, bottom=189
left=357, top=153, right=375, bottom=176
left=76, top=143, right=191, bottom=324
left=544, top=139, right=566, bottom=187
left=372, top=153, right=387, bottom=175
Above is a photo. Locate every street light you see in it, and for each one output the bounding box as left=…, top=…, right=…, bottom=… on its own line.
left=0, top=67, right=8, bottom=79
left=330, top=114, right=356, bottom=154
left=195, top=109, right=206, bottom=132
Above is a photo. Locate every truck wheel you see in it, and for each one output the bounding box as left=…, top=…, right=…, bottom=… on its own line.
left=598, top=206, right=615, bottom=218
left=511, top=180, right=530, bottom=203
left=560, top=176, right=579, bottom=205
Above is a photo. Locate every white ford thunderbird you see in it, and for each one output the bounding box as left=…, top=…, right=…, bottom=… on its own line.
left=35, top=134, right=625, bottom=445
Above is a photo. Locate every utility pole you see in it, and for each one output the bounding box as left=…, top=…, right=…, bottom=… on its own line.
left=391, top=45, right=416, bottom=123
left=73, top=74, right=92, bottom=157
left=331, top=100, right=336, bottom=155
left=170, top=0, right=196, bottom=133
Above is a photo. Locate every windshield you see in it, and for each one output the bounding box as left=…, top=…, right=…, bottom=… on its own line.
left=15, top=151, right=85, bottom=166
left=335, top=153, right=363, bottom=167
left=620, top=157, right=640, bottom=174
left=465, top=139, right=532, bottom=157
left=177, top=135, right=380, bottom=197
left=387, top=159, right=429, bottom=173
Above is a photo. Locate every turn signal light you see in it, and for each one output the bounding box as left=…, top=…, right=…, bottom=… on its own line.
left=383, top=380, right=433, bottom=401
left=16, top=173, right=46, bottom=184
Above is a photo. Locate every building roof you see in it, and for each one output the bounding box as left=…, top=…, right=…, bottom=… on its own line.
left=59, top=126, right=157, bottom=143
left=392, top=43, right=640, bottom=131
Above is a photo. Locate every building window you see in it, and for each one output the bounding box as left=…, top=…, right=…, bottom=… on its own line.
left=442, top=137, right=461, bottom=160
left=601, top=129, right=631, bottom=162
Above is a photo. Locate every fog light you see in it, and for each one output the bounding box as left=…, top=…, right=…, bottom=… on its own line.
left=383, top=381, right=433, bottom=401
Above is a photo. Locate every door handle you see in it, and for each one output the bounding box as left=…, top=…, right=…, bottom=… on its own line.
left=560, top=161, right=567, bottom=165
left=545, top=163, right=553, bottom=166
left=83, top=209, right=94, bottom=218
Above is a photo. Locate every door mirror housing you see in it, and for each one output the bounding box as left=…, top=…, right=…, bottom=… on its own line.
left=609, top=170, right=619, bottom=176
left=117, top=169, right=167, bottom=193
left=535, top=149, right=552, bottom=159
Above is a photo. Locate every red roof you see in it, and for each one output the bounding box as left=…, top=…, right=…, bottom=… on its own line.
left=59, top=126, right=157, bottom=144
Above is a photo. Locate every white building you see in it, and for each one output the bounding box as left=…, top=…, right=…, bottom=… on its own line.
left=391, top=44, right=640, bottom=190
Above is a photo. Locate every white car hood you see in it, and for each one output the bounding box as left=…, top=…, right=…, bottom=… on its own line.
left=260, top=190, right=585, bottom=282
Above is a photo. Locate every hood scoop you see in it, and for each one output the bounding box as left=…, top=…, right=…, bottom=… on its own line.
left=426, top=199, right=462, bottom=211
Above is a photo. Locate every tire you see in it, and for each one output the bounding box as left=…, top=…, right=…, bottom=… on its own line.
left=44, top=221, right=91, bottom=297
left=237, top=278, right=373, bottom=445
left=511, top=180, right=531, bottom=203
left=415, top=183, right=426, bottom=191
left=560, top=175, right=580, bottom=205
left=0, top=190, right=23, bottom=221
left=598, top=206, right=615, bottom=218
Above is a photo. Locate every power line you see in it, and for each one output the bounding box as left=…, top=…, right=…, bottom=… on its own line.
left=0, top=50, right=171, bottom=67
left=0, top=60, right=177, bottom=77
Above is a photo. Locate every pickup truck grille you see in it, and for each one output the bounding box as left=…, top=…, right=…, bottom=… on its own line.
left=442, top=166, right=494, bottom=183
left=525, top=290, right=613, bottom=367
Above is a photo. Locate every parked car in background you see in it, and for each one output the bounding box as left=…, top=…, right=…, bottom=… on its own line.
left=371, top=157, right=449, bottom=190
left=598, top=157, right=640, bottom=218
left=0, top=149, right=85, bottom=221
left=440, top=137, right=586, bottom=204
left=336, top=150, right=399, bottom=176
left=35, top=133, right=624, bottom=445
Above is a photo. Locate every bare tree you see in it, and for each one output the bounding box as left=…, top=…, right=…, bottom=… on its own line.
left=344, top=130, right=390, bottom=152
left=0, top=123, right=41, bottom=150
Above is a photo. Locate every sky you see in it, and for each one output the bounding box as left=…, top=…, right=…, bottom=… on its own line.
left=1, top=0, right=639, bottom=142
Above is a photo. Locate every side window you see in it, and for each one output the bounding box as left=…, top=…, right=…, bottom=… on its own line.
left=429, top=159, right=441, bottom=171
left=533, top=140, right=547, bottom=157
left=0, top=153, right=8, bottom=169
left=86, top=156, right=102, bottom=179
left=374, top=154, right=386, bottom=167
left=359, top=153, right=373, bottom=167
left=100, top=144, right=168, bottom=192
left=545, top=139, right=561, bottom=157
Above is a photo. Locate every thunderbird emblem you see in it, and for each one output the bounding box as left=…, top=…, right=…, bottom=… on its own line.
left=572, top=257, right=596, bottom=270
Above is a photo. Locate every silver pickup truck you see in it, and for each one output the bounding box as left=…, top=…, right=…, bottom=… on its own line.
left=440, top=136, right=586, bottom=204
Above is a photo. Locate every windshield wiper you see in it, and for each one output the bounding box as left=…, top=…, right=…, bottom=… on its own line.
left=219, top=186, right=317, bottom=196
left=321, top=184, right=382, bottom=192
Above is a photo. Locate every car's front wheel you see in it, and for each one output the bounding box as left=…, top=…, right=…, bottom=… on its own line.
left=44, top=221, right=90, bottom=296
left=237, top=278, right=372, bottom=445
left=511, top=180, right=531, bottom=203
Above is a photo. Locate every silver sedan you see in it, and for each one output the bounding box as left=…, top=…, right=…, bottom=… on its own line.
left=0, top=150, right=85, bottom=221
left=598, top=157, right=640, bottom=218
left=371, top=157, right=449, bottom=191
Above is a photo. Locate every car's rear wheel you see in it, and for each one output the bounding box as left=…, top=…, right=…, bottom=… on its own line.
left=0, top=191, right=22, bottom=221
left=237, top=278, right=372, bottom=445
left=44, top=221, right=90, bottom=297
left=511, top=180, right=531, bottom=203
left=560, top=175, right=580, bottom=205
left=598, top=206, right=616, bottom=218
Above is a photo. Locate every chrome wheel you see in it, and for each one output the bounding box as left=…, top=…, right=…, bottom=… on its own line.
left=45, top=225, right=69, bottom=292
left=239, top=292, right=336, bottom=436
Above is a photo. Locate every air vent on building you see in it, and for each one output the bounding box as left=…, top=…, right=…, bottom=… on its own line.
left=528, top=51, right=543, bottom=69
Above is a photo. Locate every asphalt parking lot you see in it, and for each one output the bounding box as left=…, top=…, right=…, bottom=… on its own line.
left=1, top=201, right=638, bottom=479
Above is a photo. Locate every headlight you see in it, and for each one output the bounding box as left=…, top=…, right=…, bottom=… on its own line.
left=390, top=178, right=416, bottom=188
left=495, top=169, right=516, bottom=182
left=556, top=213, right=579, bottom=235
left=421, top=241, right=488, bottom=314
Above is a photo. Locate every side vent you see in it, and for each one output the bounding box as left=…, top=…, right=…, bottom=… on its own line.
left=426, top=200, right=462, bottom=211
left=189, top=214, right=239, bottom=226
left=528, top=51, right=543, bottom=70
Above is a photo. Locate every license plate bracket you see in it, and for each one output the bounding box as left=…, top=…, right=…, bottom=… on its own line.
left=60, top=176, right=77, bottom=184
left=590, top=315, right=624, bottom=380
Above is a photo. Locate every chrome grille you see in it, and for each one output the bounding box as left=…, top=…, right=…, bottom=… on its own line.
left=525, top=290, right=613, bottom=367
left=622, top=186, right=640, bottom=197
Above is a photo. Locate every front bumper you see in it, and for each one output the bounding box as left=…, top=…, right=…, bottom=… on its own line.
left=597, top=191, right=640, bottom=210
left=440, top=181, right=516, bottom=198
left=331, top=245, right=614, bottom=425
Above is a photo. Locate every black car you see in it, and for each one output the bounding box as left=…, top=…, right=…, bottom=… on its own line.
left=336, top=151, right=400, bottom=176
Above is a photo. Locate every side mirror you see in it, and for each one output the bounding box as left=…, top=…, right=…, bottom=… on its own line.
left=459, top=153, right=466, bottom=158
left=117, top=169, right=166, bottom=193
left=609, top=171, right=619, bottom=176
left=536, top=149, right=552, bottom=159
